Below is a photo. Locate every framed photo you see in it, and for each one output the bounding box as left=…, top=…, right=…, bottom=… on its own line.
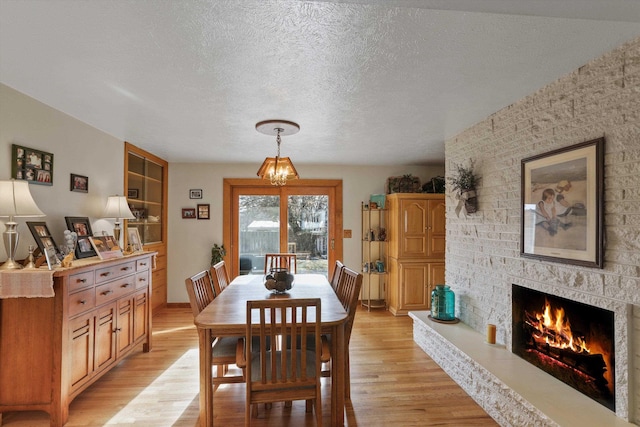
left=65, top=216, right=97, bottom=259
left=89, top=235, right=124, bottom=260
left=127, top=227, right=143, bottom=252
left=26, top=221, right=61, bottom=260
left=70, top=173, right=88, bottom=193
left=182, top=208, right=196, bottom=219
left=197, top=204, right=210, bottom=220
left=12, top=144, right=54, bottom=186
left=189, top=189, right=202, bottom=199
left=43, top=244, right=61, bottom=270
left=128, top=188, right=139, bottom=199
left=521, top=137, right=604, bottom=268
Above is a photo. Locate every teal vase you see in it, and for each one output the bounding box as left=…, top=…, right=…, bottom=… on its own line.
left=431, top=284, right=455, bottom=321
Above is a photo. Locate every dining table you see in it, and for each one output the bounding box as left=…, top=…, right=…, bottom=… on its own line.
left=194, top=273, right=349, bottom=426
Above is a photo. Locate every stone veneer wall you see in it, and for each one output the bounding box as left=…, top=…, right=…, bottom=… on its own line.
left=444, top=36, right=640, bottom=422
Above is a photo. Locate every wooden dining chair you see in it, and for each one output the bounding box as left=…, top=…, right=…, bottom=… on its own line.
left=236, top=298, right=328, bottom=426
left=210, top=260, right=231, bottom=296
left=263, top=253, right=297, bottom=274
left=330, top=259, right=344, bottom=293
left=322, top=266, right=362, bottom=398
left=184, top=270, right=244, bottom=388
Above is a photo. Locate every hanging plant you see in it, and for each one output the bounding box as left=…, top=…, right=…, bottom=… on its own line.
left=448, top=160, right=479, bottom=215
left=211, top=243, right=227, bottom=266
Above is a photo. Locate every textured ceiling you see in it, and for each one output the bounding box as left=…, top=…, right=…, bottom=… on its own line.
left=1, top=0, right=639, bottom=166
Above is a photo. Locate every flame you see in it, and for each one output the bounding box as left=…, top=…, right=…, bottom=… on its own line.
left=533, top=299, right=590, bottom=354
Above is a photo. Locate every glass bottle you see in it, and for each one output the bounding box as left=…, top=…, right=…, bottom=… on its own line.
left=431, top=284, right=455, bottom=321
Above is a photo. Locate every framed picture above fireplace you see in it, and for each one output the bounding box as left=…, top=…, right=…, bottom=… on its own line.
left=520, top=137, right=604, bottom=268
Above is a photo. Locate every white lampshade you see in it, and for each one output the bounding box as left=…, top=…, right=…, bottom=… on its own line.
left=0, top=180, right=45, bottom=218
left=102, top=195, right=135, bottom=220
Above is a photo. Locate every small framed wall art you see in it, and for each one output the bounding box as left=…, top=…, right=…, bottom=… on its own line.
left=189, top=189, right=203, bottom=199
left=197, top=204, right=210, bottom=220
left=182, top=208, right=196, bottom=219
left=12, top=144, right=54, bottom=185
left=70, top=173, right=88, bottom=193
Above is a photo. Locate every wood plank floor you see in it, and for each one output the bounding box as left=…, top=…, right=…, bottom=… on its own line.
left=2, top=306, right=497, bottom=426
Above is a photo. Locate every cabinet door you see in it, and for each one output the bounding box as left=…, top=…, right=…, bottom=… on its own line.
left=398, top=262, right=429, bottom=311
left=69, top=314, right=94, bottom=391
left=426, top=262, right=445, bottom=309
left=426, top=200, right=446, bottom=258
left=95, top=303, right=117, bottom=373
left=117, top=297, right=135, bottom=356
left=133, top=289, right=149, bottom=343
left=399, top=199, right=428, bottom=258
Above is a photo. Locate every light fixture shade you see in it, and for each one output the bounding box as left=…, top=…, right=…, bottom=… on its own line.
left=102, top=195, right=135, bottom=220
left=257, top=156, right=300, bottom=185
left=0, top=180, right=45, bottom=218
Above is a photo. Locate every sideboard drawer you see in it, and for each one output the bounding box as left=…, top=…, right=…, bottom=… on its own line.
left=135, top=271, right=150, bottom=290
left=95, top=261, right=136, bottom=284
left=95, top=276, right=136, bottom=305
left=69, top=271, right=95, bottom=293
left=136, top=258, right=151, bottom=272
left=68, top=288, right=96, bottom=318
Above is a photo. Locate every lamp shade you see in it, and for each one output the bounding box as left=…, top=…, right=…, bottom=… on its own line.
left=0, top=180, right=45, bottom=218
left=102, top=195, right=135, bottom=220
left=256, top=156, right=299, bottom=185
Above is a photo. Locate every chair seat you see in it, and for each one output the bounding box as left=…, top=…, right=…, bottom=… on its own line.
left=250, top=350, right=318, bottom=382
left=212, top=336, right=241, bottom=358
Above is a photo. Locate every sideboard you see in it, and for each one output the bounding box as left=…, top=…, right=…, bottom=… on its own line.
left=0, top=252, right=154, bottom=426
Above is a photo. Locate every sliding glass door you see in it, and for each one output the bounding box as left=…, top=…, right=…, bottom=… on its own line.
left=224, top=179, right=342, bottom=278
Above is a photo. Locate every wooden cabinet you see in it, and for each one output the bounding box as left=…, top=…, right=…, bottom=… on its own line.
left=0, top=253, right=153, bottom=426
left=125, top=142, right=167, bottom=312
left=360, top=203, right=387, bottom=310
left=386, top=194, right=445, bottom=316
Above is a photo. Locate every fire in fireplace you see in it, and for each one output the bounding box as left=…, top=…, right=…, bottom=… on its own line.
left=512, top=284, right=615, bottom=411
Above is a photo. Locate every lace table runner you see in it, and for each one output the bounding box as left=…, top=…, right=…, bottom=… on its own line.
left=0, top=269, right=55, bottom=298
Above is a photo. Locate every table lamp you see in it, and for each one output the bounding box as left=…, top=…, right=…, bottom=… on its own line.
left=0, top=180, right=46, bottom=270
left=102, top=195, right=135, bottom=245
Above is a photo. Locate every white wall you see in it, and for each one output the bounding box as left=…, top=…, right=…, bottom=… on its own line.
left=167, top=163, right=444, bottom=303
left=0, top=84, right=126, bottom=260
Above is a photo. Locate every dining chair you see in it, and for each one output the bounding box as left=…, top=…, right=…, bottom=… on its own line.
left=184, top=270, right=244, bottom=388
left=210, top=260, right=231, bottom=296
left=263, top=253, right=297, bottom=274
left=330, top=259, right=344, bottom=293
left=323, top=266, right=363, bottom=398
left=236, top=298, right=328, bottom=426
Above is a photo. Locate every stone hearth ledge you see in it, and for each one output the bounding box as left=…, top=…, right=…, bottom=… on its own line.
left=410, top=311, right=633, bottom=427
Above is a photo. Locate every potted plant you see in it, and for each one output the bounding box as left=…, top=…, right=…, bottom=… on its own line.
left=448, top=160, right=479, bottom=214
left=211, top=243, right=227, bottom=266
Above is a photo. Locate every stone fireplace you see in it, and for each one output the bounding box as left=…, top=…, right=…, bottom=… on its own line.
left=512, top=284, right=615, bottom=412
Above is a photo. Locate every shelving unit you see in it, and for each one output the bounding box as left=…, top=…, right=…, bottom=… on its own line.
left=124, top=142, right=168, bottom=312
left=361, top=201, right=387, bottom=311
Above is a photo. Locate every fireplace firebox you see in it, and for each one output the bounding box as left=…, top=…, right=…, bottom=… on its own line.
left=512, top=284, right=615, bottom=411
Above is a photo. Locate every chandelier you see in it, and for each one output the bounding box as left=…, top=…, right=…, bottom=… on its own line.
left=256, top=120, right=300, bottom=186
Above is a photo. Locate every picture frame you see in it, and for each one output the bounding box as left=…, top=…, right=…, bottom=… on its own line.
left=182, top=208, right=196, bottom=219
left=197, top=204, right=210, bottom=220
left=189, top=189, right=203, bottom=199
left=89, top=235, right=124, bottom=260
left=127, top=227, right=143, bottom=252
left=43, top=244, right=61, bottom=270
left=12, top=144, right=54, bottom=186
left=521, top=137, right=604, bottom=268
left=64, top=216, right=97, bottom=259
left=26, top=221, right=61, bottom=261
left=70, top=173, right=88, bottom=193
left=128, top=188, right=139, bottom=199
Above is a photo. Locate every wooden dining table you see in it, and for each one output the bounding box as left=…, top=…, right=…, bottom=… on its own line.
left=194, top=273, right=348, bottom=426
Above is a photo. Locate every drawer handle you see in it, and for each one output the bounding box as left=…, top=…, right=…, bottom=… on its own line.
left=100, top=272, right=111, bottom=277
left=77, top=278, right=87, bottom=283
left=138, top=277, right=147, bottom=282
left=121, top=266, right=132, bottom=271
left=121, top=283, right=131, bottom=288
left=79, top=299, right=87, bottom=305
left=101, top=290, right=114, bottom=296
left=140, top=262, right=147, bottom=266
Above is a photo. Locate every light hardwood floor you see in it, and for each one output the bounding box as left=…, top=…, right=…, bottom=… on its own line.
left=2, top=306, right=497, bottom=426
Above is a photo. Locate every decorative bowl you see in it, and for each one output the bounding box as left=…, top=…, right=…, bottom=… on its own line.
left=264, top=268, right=294, bottom=294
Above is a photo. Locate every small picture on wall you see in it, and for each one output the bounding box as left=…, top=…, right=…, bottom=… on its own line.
left=189, top=189, right=203, bottom=199
left=70, top=174, right=88, bottom=193
left=182, top=208, right=196, bottom=219
left=197, top=204, right=210, bottom=220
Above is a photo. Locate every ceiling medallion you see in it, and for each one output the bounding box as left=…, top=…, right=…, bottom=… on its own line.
left=256, top=120, right=300, bottom=186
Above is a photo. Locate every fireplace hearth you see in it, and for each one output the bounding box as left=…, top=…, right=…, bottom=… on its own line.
left=512, top=284, right=615, bottom=411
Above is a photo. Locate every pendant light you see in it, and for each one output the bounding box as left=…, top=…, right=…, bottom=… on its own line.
left=256, top=120, right=300, bottom=186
